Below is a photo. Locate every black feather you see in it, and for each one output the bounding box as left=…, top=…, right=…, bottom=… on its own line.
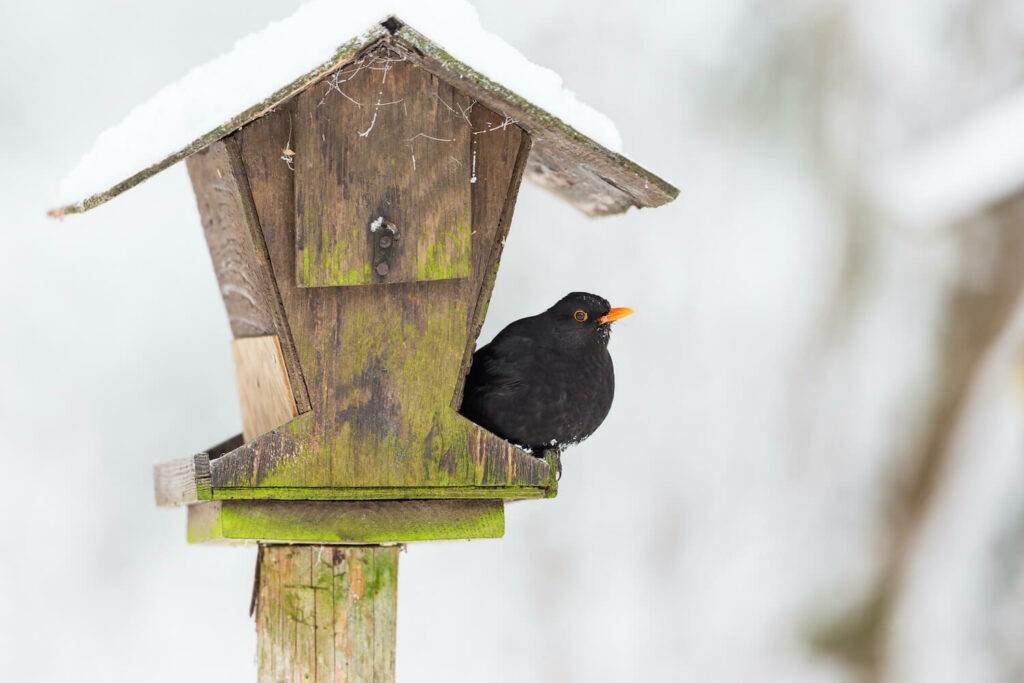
left=459, top=292, right=621, bottom=454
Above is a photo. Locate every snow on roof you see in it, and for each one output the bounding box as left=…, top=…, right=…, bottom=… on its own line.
left=53, top=0, right=675, bottom=217
left=872, top=87, right=1024, bottom=227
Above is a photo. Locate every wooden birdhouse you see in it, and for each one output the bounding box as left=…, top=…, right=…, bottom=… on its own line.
left=53, top=9, right=675, bottom=680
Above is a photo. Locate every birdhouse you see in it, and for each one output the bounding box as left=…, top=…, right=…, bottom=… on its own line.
left=53, top=15, right=676, bottom=545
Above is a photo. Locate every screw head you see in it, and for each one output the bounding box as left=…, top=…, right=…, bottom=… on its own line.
left=379, top=235, right=393, bottom=248
left=375, top=262, right=390, bottom=276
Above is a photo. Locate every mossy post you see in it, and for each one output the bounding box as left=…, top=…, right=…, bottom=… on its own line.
left=52, top=13, right=677, bottom=681
left=255, top=545, right=399, bottom=682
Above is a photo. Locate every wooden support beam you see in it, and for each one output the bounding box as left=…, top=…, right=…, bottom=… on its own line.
left=256, top=545, right=399, bottom=683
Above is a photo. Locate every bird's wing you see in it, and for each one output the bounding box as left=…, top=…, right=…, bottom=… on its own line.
left=465, top=332, right=537, bottom=397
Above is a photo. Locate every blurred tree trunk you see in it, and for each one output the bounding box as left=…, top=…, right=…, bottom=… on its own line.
left=814, top=199, right=1024, bottom=679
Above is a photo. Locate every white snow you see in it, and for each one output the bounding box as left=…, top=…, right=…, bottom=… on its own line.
left=56, top=0, right=623, bottom=207
left=871, top=86, right=1024, bottom=227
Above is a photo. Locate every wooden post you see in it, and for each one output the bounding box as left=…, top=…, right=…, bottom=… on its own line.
left=255, top=544, right=400, bottom=682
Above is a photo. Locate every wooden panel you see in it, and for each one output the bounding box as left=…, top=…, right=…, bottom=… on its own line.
left=212, top=485, right=545, bottom=501
left=255, top=545, right=398, bottom=682
left=209, top=99, right=550, bottom=494
left=187, top=145, right=277, bottom=337
left=232, top=335, right=299, bottom=441
left=187, top=499, right=503, bottom=543
left=186, top=141, right=311, bottom=413
left=294, top=47, right=472, bottom=286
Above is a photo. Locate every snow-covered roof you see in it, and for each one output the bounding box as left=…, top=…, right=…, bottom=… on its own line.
left=52, top=0, right=676, bottom=217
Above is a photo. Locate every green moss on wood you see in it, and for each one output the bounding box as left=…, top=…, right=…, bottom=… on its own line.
left=255, top=545, right=398, bottom=680
left=199, top=95, right=551, bottom=499
left=211, top=485, right=546, bottom=501
left=187, top=499, right=504, bottom=544
left=416, top=220, right=471, bottom=280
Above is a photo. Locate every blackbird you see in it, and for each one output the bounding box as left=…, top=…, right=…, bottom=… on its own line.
left=459, top=292, right=633, bottom=456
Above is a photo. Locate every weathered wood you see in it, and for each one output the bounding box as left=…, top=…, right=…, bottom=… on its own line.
left=452, top=110, right=532, bottom=409
left=186, top=140, right=312, bottom=414
left=256, top=545, right=398, bottom=683
left=187, top=145, right=277, bottom=337
left=152, top=434, right=242, bottom=506
left=153, top=453, right=211, bottom=507
left=212, top=485, right=545, bottom=501
left=214, top=98, right=550, bottom=497
left=231, top=335, right=299, bottom=441
left=294, top=48, right=472, bottom=286
left=392, top=26, right=677, bottom=215
left=51, top=20, right=677, bottom=219
left=187, top=499, right=503, bottom=543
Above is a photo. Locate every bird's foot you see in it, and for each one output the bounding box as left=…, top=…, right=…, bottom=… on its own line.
left=543, top=448, right=563, bottom=481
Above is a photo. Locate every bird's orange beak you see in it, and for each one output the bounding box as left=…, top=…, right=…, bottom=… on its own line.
left=597, top=307, right=634, bottom=325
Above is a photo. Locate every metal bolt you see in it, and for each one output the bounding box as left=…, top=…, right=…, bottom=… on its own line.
left=376, top=262, right=390, bottom=276
left=379, top=235, right=393, bottom=248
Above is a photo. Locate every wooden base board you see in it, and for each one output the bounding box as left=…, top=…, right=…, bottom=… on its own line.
left=154, top=443, right=558, bottom=506
left=187, top=499, right=504, bottom=544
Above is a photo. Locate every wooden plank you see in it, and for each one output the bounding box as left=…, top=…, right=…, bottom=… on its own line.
left=231, top=335, right=299, bottom=441
left=294, top=47, right=472, bottom=286
left=186, top=139, right=311, bottom=414
left=187, top=499, right=504, bottom=543
left=152, top=435, right=241, bottom=507
left=187, top=144, right=277, bottom=338
left=452, top=109, right=532, bottom=409
left=153, top=453, right=211, bottom=506
left=255, top=545, right=398, bottom=682
left=210, top=485, right=546, bottom=501
left=224, top=97, right=550, bottom=495
left=222, top=137, right=312, bottom=414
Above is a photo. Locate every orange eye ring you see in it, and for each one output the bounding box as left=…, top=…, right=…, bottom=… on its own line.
left=574, top=310, right=588, bottom=322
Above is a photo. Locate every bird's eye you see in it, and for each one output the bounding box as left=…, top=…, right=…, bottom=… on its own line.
left=574, top=310, right=588, bottom=322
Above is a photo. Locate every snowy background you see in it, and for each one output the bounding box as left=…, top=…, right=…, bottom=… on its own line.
left=3, top=1, right=1024, bottom=681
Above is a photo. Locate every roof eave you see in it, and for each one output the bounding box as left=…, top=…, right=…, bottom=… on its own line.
left=50, top=17, right=677, bottom=218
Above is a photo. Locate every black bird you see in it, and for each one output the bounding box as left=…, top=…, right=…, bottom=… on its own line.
left=459, top=292, right=633, bottom=455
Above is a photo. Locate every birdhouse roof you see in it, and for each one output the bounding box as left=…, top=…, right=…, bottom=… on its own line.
left=51, top=1, right=677, bottom=218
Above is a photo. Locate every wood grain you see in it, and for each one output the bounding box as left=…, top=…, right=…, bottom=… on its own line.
left=231, top=335, right=299, bottom=441
left=256, top=545, right=399, bottom=683
left=215, top=100, right=550, bottom=495
left=153, top=453, right=211, bottom=507
left=187, top=499, right=503, bottom=543
left=187, top=145, right=277, bottom=337
left=294, top=47, right=472, bottom=286
left=187, top=141, right=311, bottom=413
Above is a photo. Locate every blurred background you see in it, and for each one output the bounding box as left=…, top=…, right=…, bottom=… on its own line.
left=3, top=0, right=1024, bottom=681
